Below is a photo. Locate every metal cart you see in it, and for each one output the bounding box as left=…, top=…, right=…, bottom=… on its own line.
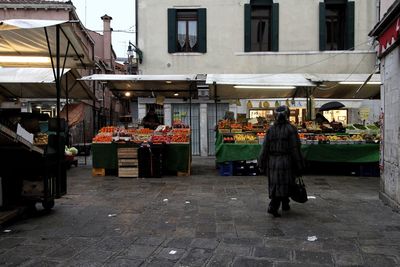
left=0, top=123, right=65, bottom=211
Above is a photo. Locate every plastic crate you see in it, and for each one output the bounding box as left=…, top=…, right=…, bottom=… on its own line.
left=359, top=165, right=380, bottom=177
left=218, top=162, right=233, bottom=176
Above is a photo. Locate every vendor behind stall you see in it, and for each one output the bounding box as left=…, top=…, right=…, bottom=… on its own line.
left=142, top=107, right=160, bottom=130
left=315, top=113, right=329, bottom=124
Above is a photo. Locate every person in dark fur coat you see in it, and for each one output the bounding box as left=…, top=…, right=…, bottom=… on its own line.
left=258, top=105, right=305, bottom=217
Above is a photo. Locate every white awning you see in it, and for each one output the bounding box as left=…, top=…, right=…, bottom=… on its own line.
left=0, top=68, right=94, bottom=100
left=308, top=74, right=381, bottom=99
left=80, top=74, right=197, bottom=98
left=206, top=74, right=315, bottom=99
left=206, top=73, right=380, bottom=99
left=0, top=19, right=93, bottom=68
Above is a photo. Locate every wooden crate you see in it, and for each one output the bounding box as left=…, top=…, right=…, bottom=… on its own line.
left=118, top=167, right=139, bottom=178
left=92, top=168, right=105, bottom=177
left=117, top=147, right=138, bottom=159
left=118, top=147, right=139, bottom=178
left=118, top=159, right=138, bottom=167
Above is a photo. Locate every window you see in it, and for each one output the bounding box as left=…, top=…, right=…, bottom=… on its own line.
left=168, top=8, right=206, bottom=53
left=251, top=6, right=271, bottom=51
left=319, top=0, right=354, bottom=51
left=244, top=1, right=279, bottom=52
left=177, top=11, right=198, bottom=52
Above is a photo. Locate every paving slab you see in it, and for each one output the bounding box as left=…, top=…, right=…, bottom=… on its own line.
left=0, top=157, right=399, bottom=266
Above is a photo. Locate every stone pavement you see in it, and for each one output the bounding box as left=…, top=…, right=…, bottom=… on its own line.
left=1, top=157, right=400, bottom=266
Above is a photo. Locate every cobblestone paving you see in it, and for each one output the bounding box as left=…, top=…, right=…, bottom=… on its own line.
left=1, top=157, right=399, bottom=266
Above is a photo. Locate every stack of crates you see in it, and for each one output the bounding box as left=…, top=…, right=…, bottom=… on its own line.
left=246, top=160, right=259, bottom=176
left=233, top=161, right=247, bottom=176
left=233, top=160, right=259, bottom=176
left=218, top=161, right=233, bottom=176
left=117, top=147, right=138, bottom=178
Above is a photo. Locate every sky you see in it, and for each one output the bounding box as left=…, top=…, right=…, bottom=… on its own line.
left=71, top=0, right=136, bottom=59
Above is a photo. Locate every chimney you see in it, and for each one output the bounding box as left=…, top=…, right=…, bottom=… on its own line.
left=101, top=14, right=112, bottom=68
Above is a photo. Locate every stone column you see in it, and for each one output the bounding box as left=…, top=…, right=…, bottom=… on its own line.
left=164, top=104, right=172, bottom=126
left=200, top=103, right=208, bottom=156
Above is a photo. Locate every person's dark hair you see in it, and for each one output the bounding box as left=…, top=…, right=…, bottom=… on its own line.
left=275, top=105, right=289, bottom=123
left=148, top=106, right=155, bottom=112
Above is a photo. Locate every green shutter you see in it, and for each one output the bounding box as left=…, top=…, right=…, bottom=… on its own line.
left=168, top=9, right=177, bottom=53
left=198, top=8, right=207, bottom=53
left=244, top=4, right=251, bottom=52
left=345, top=1, right=355, bottom=50
left=250, top=0, right=273, bottom=5
left=271, top=3, right=279, bottom=52
left=319, top=3, right=326, bottom=51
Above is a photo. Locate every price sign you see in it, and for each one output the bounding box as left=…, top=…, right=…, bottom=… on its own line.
left=359, top=107, right=370, bottom=120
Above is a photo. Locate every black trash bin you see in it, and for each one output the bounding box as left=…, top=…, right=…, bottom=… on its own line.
left=138, top=143, right=163, bottom=178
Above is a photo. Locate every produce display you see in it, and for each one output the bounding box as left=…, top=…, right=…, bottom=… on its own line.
left=34, top=133, right=48, bottom=146
left=222, top=133, right=258, bottom=144
left=92, top=125, right=190, bottom=144
left=92, top=133, right=113, bottom=143
left=299, top=133, right=379, bottom=144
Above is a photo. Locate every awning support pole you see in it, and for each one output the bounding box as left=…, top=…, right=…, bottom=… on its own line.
left=306, top=87, right=312, bottom=121
left=189, top=82, right=192, bottom=129
left=214, top=82, right=218, bottom=122
left=56, top=24, right=62, bottom=198
left=59, top=26, right=86, bottom=68
left=65, top=72, right=69, bottom=147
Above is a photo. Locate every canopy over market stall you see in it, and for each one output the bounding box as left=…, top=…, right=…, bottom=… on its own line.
left=81, top=74, right=197, bottom=98
left=0, top=19, right=93, bottom=68
left=206, top=73, right=381, bottom=99
left=0, top=68, right=94, bottom=99
left=206, top=74, right=315, bottom=99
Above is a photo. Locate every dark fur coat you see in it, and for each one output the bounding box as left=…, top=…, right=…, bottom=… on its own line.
left=258, top=122, right=304, bottom=198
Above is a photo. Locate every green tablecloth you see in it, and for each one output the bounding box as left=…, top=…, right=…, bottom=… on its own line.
left=301, top=144, right=379, bottom=163
left=163, top=144, right=191, bottom=173
left=215, top=142, right=379, bottom=163
left=92, top=143, right=118, bottom=169
left=92, top=143, right=191, bottom=173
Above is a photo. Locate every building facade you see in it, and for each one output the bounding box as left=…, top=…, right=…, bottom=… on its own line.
left=135, top=0, right=380, bottom=156
left=370, top=0, right=400, bottom=210
left=138, top=0, right=376, bottom=75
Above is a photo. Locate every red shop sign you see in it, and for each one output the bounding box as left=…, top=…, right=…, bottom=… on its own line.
left=378, top=17, right=400, bottom=56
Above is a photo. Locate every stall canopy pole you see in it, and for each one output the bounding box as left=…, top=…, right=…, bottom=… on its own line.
left=306, top=87, right=312, bottom=121
left=214, top=81, right=218, bottom=123
left=65, top=72, right=69, bottom=147
left=189, top=83, right=192, bottom=130
left=56, top=25, right=62, bottom=198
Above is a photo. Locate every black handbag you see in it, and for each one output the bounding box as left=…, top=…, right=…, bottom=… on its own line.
left=290, top=177, right=308, bottom=203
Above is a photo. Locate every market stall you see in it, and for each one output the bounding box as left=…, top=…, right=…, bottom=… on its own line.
left=0, top=19, right=94, bottom=214
left=91, top=125, right=191, bottom=177
left=214, top=121, right=380, bottom=176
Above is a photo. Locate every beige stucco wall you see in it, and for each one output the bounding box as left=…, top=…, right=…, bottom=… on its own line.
left=379, top=0, right=395, bottom=19
left=138, top=0, right=377, bottom=75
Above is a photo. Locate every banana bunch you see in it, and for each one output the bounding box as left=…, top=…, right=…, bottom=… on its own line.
left=350, top=134, right=363, bottom=141
left=234, top=134, right=247, bottom=142
left=245, top=134, right=257, bottom=141
left=327, top=135, right=339, bottom=141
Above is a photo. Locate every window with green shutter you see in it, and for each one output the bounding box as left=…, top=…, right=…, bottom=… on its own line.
left=244, top=0, right=278, bottom=52
left=167, top=8, right=207, bottom=53
left=319, top=0, right=354, bottom=51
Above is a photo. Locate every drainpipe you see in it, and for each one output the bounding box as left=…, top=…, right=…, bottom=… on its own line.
left=376, top=0, right=380, bottom=22
left=135, top=0, right=138, bottom=48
